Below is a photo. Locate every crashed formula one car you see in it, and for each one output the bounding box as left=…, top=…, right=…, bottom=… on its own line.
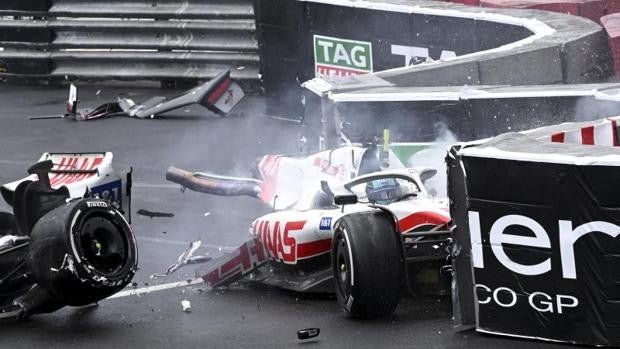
left=167, top=145, right=452, bottom=318
left=0, top=153, right=137, bottom=319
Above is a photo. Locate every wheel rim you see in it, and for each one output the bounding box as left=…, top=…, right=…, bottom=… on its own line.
left=334, top=233, right=351, bottom=301
left=79, top=215, right=128, bottom=277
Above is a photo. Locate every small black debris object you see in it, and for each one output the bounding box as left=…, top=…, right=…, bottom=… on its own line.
left=137, top=209, right=174, bottom=218
left=297, top=328, right=320, bottom=340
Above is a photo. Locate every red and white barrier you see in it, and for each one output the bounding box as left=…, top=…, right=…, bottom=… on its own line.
left=537, top=117, right=620, bottom=146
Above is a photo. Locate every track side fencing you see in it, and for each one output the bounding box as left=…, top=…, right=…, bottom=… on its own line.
left=0, top=0, right=260, bottom=84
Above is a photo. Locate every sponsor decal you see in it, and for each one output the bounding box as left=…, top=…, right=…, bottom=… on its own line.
left=209, top=79, right=245, bottom=115
left=87, top=201, right=108, bottom=208
left=314, top=35, right=372, bottom=78
left=319, top=217, right=332, bottom=230
left=468, top=211, right=620, bottom=279
left=92, top=180, right=123, bottom=206
left=253, top=220, right=331, bottom=263
left=312, top=157, right=346, bottom=180
left=253, top=220, right=305, bottom=263
left=475, top=284, right=578, bottom=314
left=391, top=44, right=456, bottom=66
left=49, top=156, right=104, bottom=187
left=468, top=211, right=620, bottom=317
left=202, top=238, right=268, bottom=287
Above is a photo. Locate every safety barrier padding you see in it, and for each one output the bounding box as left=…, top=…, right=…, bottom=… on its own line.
left=475, top=44, right=564, bottom=85
left=480, top=0, right=606, bottom=24
left=311, top=81, right=620, bottom=142
left=379, top=60, right=480, bottom=86
left=264, top=0, right=613, bottom=120
left=602, top=13, right=620, bottom=77
left=448, top=117, right=620, bottom=346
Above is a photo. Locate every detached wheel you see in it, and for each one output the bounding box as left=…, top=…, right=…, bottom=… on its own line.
left=332, top=211, right=403, bottom=318
left=28, top=198, right=138, bottom=306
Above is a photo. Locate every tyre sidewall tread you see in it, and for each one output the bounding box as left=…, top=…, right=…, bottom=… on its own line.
left=28, top=198, right=137, bottom=306
left=332, top=210, right=403, bottom=319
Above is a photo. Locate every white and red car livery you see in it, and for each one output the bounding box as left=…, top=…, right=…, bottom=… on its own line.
left=172, top=146, right=451, bottom=298
left=1, top=152, right=131, bottom=220
left=255, top=146, right=404, bottom=210
left=249, top=168, right=450, bottom=267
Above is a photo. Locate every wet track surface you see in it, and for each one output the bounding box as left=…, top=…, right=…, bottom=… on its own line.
left=0, top=83, right=580, bottom=348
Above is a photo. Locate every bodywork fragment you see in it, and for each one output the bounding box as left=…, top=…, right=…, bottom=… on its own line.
left=32, top=70, right=244, bottom=121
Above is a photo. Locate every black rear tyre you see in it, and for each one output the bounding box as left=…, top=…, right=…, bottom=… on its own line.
left=332, top=211, right=403, bottom=318
left=28, top=198, right=138, bottom=306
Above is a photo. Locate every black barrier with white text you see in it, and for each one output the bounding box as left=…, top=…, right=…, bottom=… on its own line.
left=258, top=0, right=611, bottom=122
left=257, top=0, right=532, bottom=120
left=448, top=133, right=620, bottom=346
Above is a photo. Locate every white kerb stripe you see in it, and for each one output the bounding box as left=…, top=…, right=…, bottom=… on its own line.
left=594, top=121, right=614, bottom=146
left=106, top=278, right=203, bottom=300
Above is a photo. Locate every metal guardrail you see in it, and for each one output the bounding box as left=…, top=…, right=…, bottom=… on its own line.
left=0, top=0, right=259, bottom=84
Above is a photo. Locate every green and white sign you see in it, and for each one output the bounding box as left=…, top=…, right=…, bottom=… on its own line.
left=313, top=35, right=373, bottom=78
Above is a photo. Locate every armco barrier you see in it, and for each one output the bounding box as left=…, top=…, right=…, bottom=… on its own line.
left=259, top=0, right=613, bottom=120
left=0, top=0, right=259, bottom=83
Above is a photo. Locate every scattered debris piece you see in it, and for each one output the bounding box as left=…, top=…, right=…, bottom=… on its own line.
left=29, top=70, right=244, bottom=121
left=204, top=212, right=211, bottom=217
left=297, top=328, right=320, bottom=340
left=150, top=240, right=212, bottom=278
left=137, top=209, right=174, bottom=218
left=181, top=300, right=191, bottom=313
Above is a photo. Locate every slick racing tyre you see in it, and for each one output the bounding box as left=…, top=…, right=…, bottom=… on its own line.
left=332, top=211, right=403, bottom=319
left=0, top=212, right=17, bottom=236
left=28, top=198, right=137, bottom=306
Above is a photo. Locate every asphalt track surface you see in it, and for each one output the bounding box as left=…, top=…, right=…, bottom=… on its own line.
left=0, top=82, right=581, bottom=348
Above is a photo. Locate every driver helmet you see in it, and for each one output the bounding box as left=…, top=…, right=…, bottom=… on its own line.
left=365, top=178, right=402, bottom=204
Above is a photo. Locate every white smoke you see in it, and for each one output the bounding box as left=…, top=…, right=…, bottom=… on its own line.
left=574, top=96, right=620, bottom=122
left=407, top=122, right=458, bottom=197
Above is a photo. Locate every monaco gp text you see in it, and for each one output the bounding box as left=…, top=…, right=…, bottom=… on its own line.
left=468, top=211, right=620, bottom=313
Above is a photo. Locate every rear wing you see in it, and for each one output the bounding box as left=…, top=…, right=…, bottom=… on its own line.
left=67, top=83, right=78, bottom=114
left=1, top=152, right=132, bottom=222
left=64, top=70, right=244, bottom=121
left=119, top=70, right=245, bottom=118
